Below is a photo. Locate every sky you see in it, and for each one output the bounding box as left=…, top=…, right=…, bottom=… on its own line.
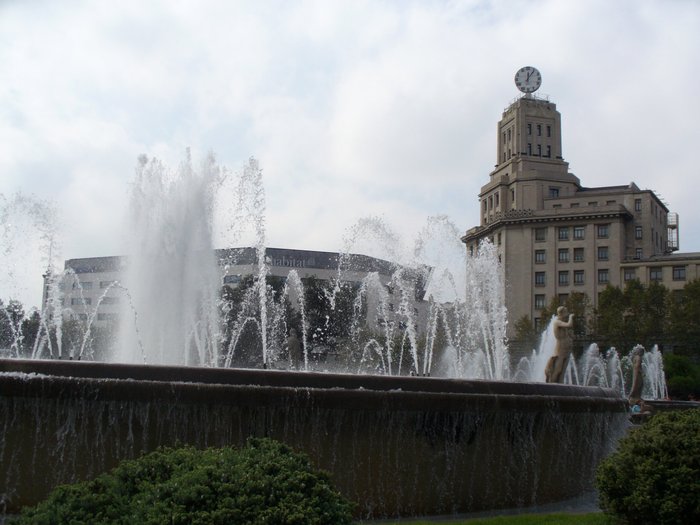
left=2, top=0, right=699, bottom=309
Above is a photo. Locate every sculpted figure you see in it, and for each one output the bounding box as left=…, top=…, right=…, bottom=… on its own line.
left=544, top=306, right=575, bottom=383
left=287, top=328, right=302, bottom=370
left=628, top=345, right=645, bottom=407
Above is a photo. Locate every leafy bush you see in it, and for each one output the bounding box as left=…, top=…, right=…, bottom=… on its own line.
left=15, top=438, right=354, bottom=525
left=596, top=409, right=700, bottom=525
left=664, top=353, right=700, bottom=400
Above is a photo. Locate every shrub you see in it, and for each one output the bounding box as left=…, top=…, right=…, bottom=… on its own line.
left=595, top=409, right=700, bottom=525
left=15, top=438, right=354, bottom=525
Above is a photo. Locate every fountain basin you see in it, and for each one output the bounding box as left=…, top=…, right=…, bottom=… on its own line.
left=0, top=359, right=627, bottom=518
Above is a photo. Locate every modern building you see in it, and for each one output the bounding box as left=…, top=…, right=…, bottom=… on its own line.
left=48, top=247, right=428, bottom=329
left=462, top=81, right=698, bottom=335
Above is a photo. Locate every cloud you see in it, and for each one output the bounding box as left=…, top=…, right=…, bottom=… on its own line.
left=1, top=0, right=700, bottom=309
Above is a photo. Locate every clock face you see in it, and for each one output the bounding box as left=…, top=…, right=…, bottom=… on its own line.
left=514, top=66, right=542, bottom=93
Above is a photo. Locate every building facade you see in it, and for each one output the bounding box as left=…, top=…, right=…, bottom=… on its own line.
left=462, top=92, right=696, bottom=334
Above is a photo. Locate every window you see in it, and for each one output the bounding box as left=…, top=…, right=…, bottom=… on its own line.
left=72, top=281, right=92, bottom=290
left=497, top=232, right=502, bottom=245
left=537, top=124, right=542, bottom=136
left=558, top=271, right=569, bottom=286
left=574, top=270, right=584, bottom=285
left=597, top=224, right=609, bottom=238
left=623, top=268, right=636, bottom=281
left=546, top=145, right=551, bottom=157
left=598, top=269, right=609, bottom=284
left=528, top=123, right=532, bottom=135
left=535, top=228, right=547, bottom=241
left=549, top=187, right=560, bottom=198
left=573, top=226, right=585, bottom=240
left=97, top=313, right=119, bottom=321
left=650, top=267, right=662, bottom=282
left=535, top=294, right=546, bottom=309
left=558, top=249, right=569, bottom=263
left=558, top=294, right=569, bottom=304
left=535, top=250, right=546, bottom=264
left=635, top=226, right=643, bottom=239
left=534, top=317, right=542, bottom=331
left=606, top=200, right=616, bottom=205
left=547, top=125, right=551, bottom=137
left=597, top=246, right=609, bottom=261
left=634, top=199, right=642, bottom=212
left=558, top=227, right=569, bottom=240
left=571, top=202, right=579, bottom=208
left=635, top=248, right=643, bottom=259
left=537, top=144, right=542, bottom=156
left=99, top=280, right=115, bottom=289
left=672, top=266, right=686, bottom=281
left=101, top=296, right=120, bottom=305
left=507, top=129, right=511, bottom=141
left=223, top=275, right=242, bottom=285
left=535, top=272, right=546, bottom=286
left=527, top=143, right=532, bottom=155
left=495, top=193, right=499, bottom=207
left=70, top=297, right=92, bottom=305
left=573, top=247, right=584, bottom=262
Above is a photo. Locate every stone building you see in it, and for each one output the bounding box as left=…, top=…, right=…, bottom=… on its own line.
left=462, top=90, right=698, bottom=334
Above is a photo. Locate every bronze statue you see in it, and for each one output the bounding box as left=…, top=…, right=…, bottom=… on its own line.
left=545, top=306, right=574, bottom=383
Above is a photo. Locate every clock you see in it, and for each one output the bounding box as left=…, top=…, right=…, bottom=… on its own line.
left=514, top=66, right=541, bottom=93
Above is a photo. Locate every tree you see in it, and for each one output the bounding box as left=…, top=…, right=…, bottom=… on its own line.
left=668, top=279, right=700, bottom=358
left=596, top=410, right=700, bottom=525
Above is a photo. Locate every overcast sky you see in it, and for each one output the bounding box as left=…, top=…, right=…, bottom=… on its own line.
left=2, top=0, right=699, bottom=308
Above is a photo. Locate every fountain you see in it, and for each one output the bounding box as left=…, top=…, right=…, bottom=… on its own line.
left=0, top=154, right=633, bottom=518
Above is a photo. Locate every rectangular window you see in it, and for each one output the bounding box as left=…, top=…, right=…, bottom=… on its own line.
left=597, top=246, right=609, bottom=261
left=558, top=293, right=569, bottom=304
left=606, top=200, right=616, bottom=205
left=624, top=268, right=636, bottom=281
left=528, top=123, right=532, bottom=135
left=72, top=281, right=92, bottom=290
left=534, top=317, right=542, bottom=331
left=672, top=266, right=686, bottom=281
left=650, top=267, right=662, bottom=282
left=537, top=144, right=542, bottom=156
left=635, top=248, right=643, bottom=259
left=99, top=280, right=115, bottom=289
left=558, top=227, right=569, bottom=240
left=100, top=296, right=120, bottom=305
left=535, top=250, right=546, bottom=264
left=535, top=228, right=547, bottom=241
left=573, top=226, right=585, bottom=240
left=634, top=199, right=642, bottom=212
left=574, top=270, right=584, bottom=285
left=573, top=247, right=584, bottom=262
left=537, top=124, right=542, bottom=136
left=547, top=125, right=551, bottom=137
left=597, top=224, right=609, bottom=238
left=535, top=272, right=546, bottom=287
left=549, top=187, right=559, bottom=198
left=598, top=269, right=609, bottom=284
left=97, top=313, right=119, bottom=321
left=527, top=143, right=532, bottom=155
left=635, top=226, right=643, bottom=239
left=558, top=249, right=569, bottom=263
left=535, top=294, right=546, bottom=309
left=70, top=297, right=92, bottom=305
left=558, top=271, right=569, bottom=286
left=546, top=145, right=551, bottom=157
left=588, top=201, right=598, bottom=207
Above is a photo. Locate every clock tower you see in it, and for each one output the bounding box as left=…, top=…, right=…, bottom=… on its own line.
left=479, top=69, right=580, bottom=226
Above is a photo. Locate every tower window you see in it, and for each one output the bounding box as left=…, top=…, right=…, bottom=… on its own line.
left=537, top=144, right=542, bottom=156
left=537, top=124, right=542, bottom=136
left=527, top=143, right=532, bottom=155
left=546, top=145, right=551, bottom=158
left=528, top=123, right=532, bottom=135
left=535, top=294, right=546, bottom=309
left=535, top=272, right=546, bottom=286
left=547, top=125, right=551, bottom=137
left=558, top=271, right=569, bottom=286
left=549, top=187, right=560, bottom=198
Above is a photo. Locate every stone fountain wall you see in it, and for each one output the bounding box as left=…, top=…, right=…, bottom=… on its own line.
left=0, top=359, right=628, bottom=518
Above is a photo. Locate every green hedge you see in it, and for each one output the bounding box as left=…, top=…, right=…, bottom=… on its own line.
left=596, top=409, right=700, bottom=525
left=15, top=438, right=354, bottom=525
